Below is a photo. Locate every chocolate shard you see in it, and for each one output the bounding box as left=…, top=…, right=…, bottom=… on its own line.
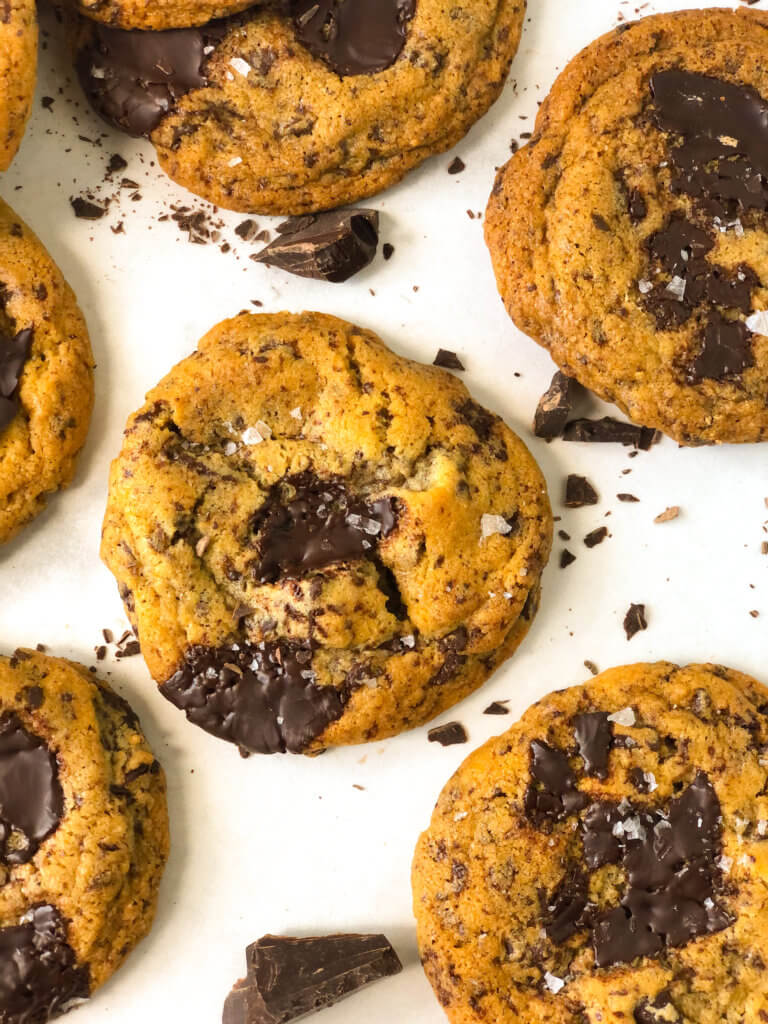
left=563, top=417, right=660, bottom=450
left=564, top=474, right=598, bottom=508
left=433, top=349, right=465, bottom=371
left=623, top=603, right=648, bottom=641
left=223, top=934, right=402, bottom=1024
left=427, top=721, right=468, bottom=746
left=533, top=371, right=576, bottom=439
left=253, top=210, right=379, bottom=283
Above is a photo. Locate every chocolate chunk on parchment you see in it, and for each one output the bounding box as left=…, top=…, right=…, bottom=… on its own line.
left=564, top=475, right=598, bottom=508
left=483, top=701, right=509, bottom=715
left=70, top=197, right=106, bottom=220
left=563, top=417, right=660, bottom=449
left=0, top=327, right=33, bottom=433
left=428, top=721, right=468, bottom=746
left=293, top=0, right=415, bottom=76
left=0, top=905, right=90, bottom=1021
left=223, top=933, right=402, bottom=1024
left=0, top=713, right=64, bottom=864
left=533, top=371, right=576, bottom=439
left=623, top=603, right=648, bottom=640
left=253, top=210, right=379, bottom=283
left=433, top=349, right=465, bottom=370
left=584, top=526, right=608, bottom=548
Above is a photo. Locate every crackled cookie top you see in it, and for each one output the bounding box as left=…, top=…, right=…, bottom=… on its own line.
left=101, top=312, right=551, bottom=755
left=0, top=0, right=37, bottom=170
left=413, top=662, right=768, bottom=1024
left=485, top=9, right=768, bottom=444
left=67, top=0, right=255, bottom=31
left=75, top=0, right=526, bottom=214
left=0, top=199, right=94, bottom=544
left=0, top=649, right=169, bottom=1023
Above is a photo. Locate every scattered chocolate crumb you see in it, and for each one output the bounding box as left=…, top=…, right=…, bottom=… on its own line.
left=235, top=219, right=259, bottom=241
left=565, top=475, right=599, bottom=508
left=483, top=701, right=510, bottom=715
left=762, top=542, right=768, bottom=555
left=623, top=603, right=648, bottom=640
left=352, top=784, right=365, bottom=791
left=583, top=660, right=599, bottom=676
left=533, top=371, right=576, bottom=439
left=654, top=506, right=680, bottom=523
left=448, top=157, right=465, bottom=174
left=95, top=646, right=106, bottom=661
left=102, top=629, right=113, bottom=644
left=71, top=196, right=106, bottom=220
left=41, top=96, right=54, bottom=111
left=750, top=610, right=760, bottom=618
left=433, top=349, right=465, bottom=370
left=35, top=643, right=46, bottom=652
left=382, top=243, right=394, bottom=261
left=617, top=493, right=639, bottom=502
left=428, top=722, right=468, bottom=746
left=107, top=153, right=127, bottom=175
left=584, top=526, right=609, bottom=548
left=115, top=640, right=141, bottom=659
left=558, top=529, right=571, bottom=541
left=560, top=549, right=577, bottom=569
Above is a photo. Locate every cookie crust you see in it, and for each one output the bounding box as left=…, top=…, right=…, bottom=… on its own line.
left=0, top=0, right=37, bottom=170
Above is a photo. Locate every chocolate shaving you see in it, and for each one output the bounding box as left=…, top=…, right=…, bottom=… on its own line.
left=253, top=210, right=379, bottom=283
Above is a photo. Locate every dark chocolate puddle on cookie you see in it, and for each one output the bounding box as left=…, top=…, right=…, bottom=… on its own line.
left=0, top=712, right=64, bottom=865
left=78, top=0, right=417, bottom=138
left=0, top=905, right=90, bottom=1021
left=632, top=69, right=768, bottom=384
left=527, top=715, right=732, bottom=970
left=0, top=328, right=33, bottom=435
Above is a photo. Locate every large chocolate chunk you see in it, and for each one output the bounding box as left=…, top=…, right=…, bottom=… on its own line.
left=250, top=472, right=396, bottom=583
left=160, top=641, right=349, bottom=754
left=223, top=933, right=402, bottom=1024
left=686, top=312, right=753, bottom=382
left=253, top=211, right=379, bottom=283
left=0, top=713, right=63, bottom=865
left=524, top=739, right=587, bottom=822
left=293, top=0, right=416, bottom=76
left=77, top=24, right=222, bottom=137
left=0, top=328, right=33, bottom=434
left=563, top=418, right=660, bottom=449
left=0, top=905, right=90, bottom=1022
left=533, top=372, right=576, bottom=439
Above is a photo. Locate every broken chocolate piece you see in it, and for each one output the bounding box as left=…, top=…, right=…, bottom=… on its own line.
left=160, top=641, right=349, bottom=755
left=483, top=701, right=509, bottom=715
left=563, top=417, right=660, bottom=449
left=433, top=349, right=465, bottom=371
left=253, top=210, right=379, bottom=283
left=70, top=197, right=106, bottom=220
left=223, top=933, right=402, bottom=1024
left=428, top=722, right=468, bottom=746
left=584, top=526, right=608, bottom=548
left=447, top=157, right=465, bottom=174
left=0, top=713, right=64, bottom=865
left=533, top=371, right=576, bottom=439
left=623, top=603, right=648, bottom=640
left=293, top=0, right=415, bottom=76
left=0, top=327, right=33, bottom=433
left=560, top=549, right=576, bottom=569
left=564, top=475, right=598, bottom=508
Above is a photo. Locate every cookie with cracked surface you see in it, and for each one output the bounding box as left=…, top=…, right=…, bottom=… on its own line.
left=0, top=198, right=94, bottom=544
left=100, top=311, right=552, bottom=756
left=74, top=0, right=526, bottom=214
left=0, top=648, right=169, bottom=1023
left=486, top=8, right=768, bottom=445
left=413, top=661, right=768, bottom=1024
left=67, top=0, right=255, bottom=31
left=0, top=0, right=37, bottom=170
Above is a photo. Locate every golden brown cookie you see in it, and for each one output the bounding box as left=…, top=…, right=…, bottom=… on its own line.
left=0, top=197, right=94, bottom=544
left=75, top=0, right=526, bottom=214
left=101, top=312, right=552, bottom=756
left=0, top=648, right=169, bottom=1023
left=486, top=9, right=768, bottom=445
left=413, top=662, right=768, bottom=1024
left=68, top=0, right=255, bottom=31
left=0, top=0, right=37, bottom=170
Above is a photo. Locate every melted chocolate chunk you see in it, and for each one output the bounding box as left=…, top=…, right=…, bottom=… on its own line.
left=160, top=641, right=349, bottom=754
left=588, top=774, right=732, bottom=967
left=572, top=712, right=613, bottom=778
left=293, top=0, right=415, bottom=76
left=0, top=713, right=63, bottom=865
left=0, top=328, right=32, bottom=434
left=686, top=312, right=753, bottom=382
left=224, top=933, right=402, bottom=1024
left=250, top=472, right=396, bottom=583
left=634, top=992, right=680, bottom=1023
left=0, top=905, right=89, bottom=1022
left=253, top=210, right=379, bottom=283
left=77, top=24, right=221, bottom=137
left=524, top=740, right=588, bottom=822
left=651, top=70, right=768, bottom=215
left=544, top=870, right=589, bottom=944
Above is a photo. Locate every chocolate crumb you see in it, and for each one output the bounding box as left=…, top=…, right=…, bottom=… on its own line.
left=560, top=549, right=577, bottom=569
left=448, top=157, right=465, bottom=174
left=617, top=493, right=639, bottom=502
left=623, top=603, right=648, bottom=640
left=584, top=526, right=609, bottom=548
left=382, top=243, right=394, bottom=261
left=70, top=196, right=106, bottom=219
left=583, top=660, right=599, bottom=675
left=483, top=701, right=510, bottom=715
left=433, top=349, right=465, bottom=371
left=654, top=506, right=680, bottom=523
left=428, top=722, right=468, bottom=746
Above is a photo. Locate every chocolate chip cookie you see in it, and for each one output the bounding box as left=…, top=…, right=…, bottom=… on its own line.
left=101, top=312, right=552, bottom=756
left=0, top=0, right=37, bottom=170
left=486, top=9, right=768, bottom=445
left=413, top=661, right=768, bottom=1024
left=69, top=0, right=255, bottom=31
left=75, top=0, right=526, bottom=214
left=0, top=198, right=94, bottom=544
left=0, top=648, right=169, bottom=1023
